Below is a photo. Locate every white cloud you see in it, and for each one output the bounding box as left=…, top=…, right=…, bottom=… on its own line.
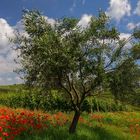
left=15, top=76, right=21, bottom=81
left=119, top=33, right=132, bottom=49
left=14, top=20, right=26, bottom=36
left=0, top=18, right=18, bottom=74
left=119, top=33, right=131, bottom=40
left=127, top=22, right=140, bottom=30
left=127, top=23, right=136, bottom=30
left=0, top=18, right=15, bottom=53
left=7, top=78, right=12, bottom=81
left=0, top=18, right=22, bottom=85
left=0, top=58, right=18, bottom=73
left=134, top=0, right=140, bottom=15
left=106, top=0, right=131, bottom=21
left=0, top=74, right=23, bottom=85
left=44, top=16, right=56, bottom=26
left=15, top=76, right=23, bottom=84
left=78, top=14, right=92, bottom=28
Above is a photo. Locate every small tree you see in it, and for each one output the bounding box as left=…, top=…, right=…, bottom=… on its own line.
left=14, top=10, right=140, bottom=133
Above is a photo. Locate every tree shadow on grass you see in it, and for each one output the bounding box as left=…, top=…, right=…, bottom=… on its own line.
left=79, top=125, right=129, bottom=140
left=15, top=125, right=132, bottom=140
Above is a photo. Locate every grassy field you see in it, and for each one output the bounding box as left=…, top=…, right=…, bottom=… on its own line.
left=0, top=106, right=139, bottom=140
left=0, top=85, right=139, bottom=140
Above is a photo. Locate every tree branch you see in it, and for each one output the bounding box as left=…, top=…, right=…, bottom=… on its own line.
left=58, top=75, right=77, bottom=110
left=66, top=74, right=72, bottom=92
left=71, top=75, right=80, bottom=104
left=79, top=59, right=86, bottom=93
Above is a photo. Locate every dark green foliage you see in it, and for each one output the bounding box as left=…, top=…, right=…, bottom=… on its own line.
left=131, top=43, right=140, bottom=59
left=109, top=59, right=140, bottom=102
left=0, top=90, right=129, bottom=112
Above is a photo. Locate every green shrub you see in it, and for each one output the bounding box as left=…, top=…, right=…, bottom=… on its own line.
left=0, top=91, right=129, bottom=112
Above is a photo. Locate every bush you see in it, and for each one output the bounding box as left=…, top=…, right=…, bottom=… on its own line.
left=0, top=89, right=129, bottom=112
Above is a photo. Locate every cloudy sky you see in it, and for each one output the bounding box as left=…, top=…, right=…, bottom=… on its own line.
left=0, top=0, right=140, bottom=85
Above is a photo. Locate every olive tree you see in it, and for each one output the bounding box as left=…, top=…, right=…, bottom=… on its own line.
left=14, top=10, right=140, bottom=133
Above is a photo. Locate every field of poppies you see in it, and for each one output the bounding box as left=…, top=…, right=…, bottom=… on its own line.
left=0, top=106, right=139, bottom=140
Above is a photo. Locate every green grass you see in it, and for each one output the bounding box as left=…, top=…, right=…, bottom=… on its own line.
left=14, top=125, right=134, bottom=140
left=13, top=111, right=140, bottom=140
left=14, top=119, right=135, bottom=140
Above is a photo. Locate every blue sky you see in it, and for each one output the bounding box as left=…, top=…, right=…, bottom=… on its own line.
left=0, top=0, right=140, bottom=85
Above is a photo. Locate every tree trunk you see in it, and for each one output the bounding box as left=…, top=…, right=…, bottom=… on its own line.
left=96, top=99, right=100, bottom=112
left=69, top=111, right=80, bottom=134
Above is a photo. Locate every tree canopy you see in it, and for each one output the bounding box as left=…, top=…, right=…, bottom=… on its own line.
left=14, top=10, right=140, bottom=133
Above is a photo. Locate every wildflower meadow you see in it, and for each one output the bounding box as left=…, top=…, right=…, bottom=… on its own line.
left=0, top=106, right=139, bottom=140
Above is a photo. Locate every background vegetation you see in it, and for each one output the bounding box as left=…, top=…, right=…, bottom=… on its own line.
left=0, top=85, right=139, bottom=112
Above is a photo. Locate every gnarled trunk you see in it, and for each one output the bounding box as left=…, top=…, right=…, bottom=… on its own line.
left=69, top=111, right=80, bottom=134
